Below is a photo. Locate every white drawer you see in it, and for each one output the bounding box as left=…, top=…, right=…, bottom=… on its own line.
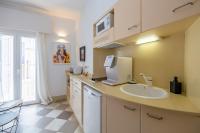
left=73, top=78, right=82, bottom=88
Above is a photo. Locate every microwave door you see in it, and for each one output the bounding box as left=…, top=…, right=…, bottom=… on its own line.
left=97, top=22, right=105, bottom=35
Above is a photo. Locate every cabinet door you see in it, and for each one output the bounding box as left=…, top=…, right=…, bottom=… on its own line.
left=114, top=0, right=141, bottom=41
left=69, top=78, right=74, bottom=108
left=142, top=0, right=200, bottom=31
left=107, top=97, right=140, bottom=133
left=141, top=105, right=200, bottom=133
left=69, top=78, right=82, bottom=126
left=73, top=88, right=82, bottom=125
left=73, top=78, right=81, bottom=88
left=73, top=85, right=82, bottom=126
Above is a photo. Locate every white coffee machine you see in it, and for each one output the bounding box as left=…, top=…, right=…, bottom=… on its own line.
left=102, top=55, right=132, bottom=85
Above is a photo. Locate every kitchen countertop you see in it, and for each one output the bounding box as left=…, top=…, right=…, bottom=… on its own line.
left=69, top=73, right=200, bottom=115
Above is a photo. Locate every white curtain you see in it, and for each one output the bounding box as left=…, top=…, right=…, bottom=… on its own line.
left=36, top=33, right=52, bottom=105
left=0, top=84, right=3, bottom=105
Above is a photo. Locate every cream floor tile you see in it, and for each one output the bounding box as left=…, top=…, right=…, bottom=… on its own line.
left=20, top=115, right=42, bottom=126
left=17, top=125, right=42, bottom=133
left=59, top=120, right=78, bottom=133
left=45, top=119, right=66, bottom=131
left=46, top=110, right=63, bottom=118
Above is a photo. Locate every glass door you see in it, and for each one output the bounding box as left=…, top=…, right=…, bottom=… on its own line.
left=20, top=37, right=37, bottom=103
left=0, top=31, right=38, bottom=104
left=0, top=34, right=14, bottom=102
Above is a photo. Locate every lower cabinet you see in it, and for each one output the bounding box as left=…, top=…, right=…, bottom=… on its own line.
left=69, top=78, right=200, bottom=133
left=141, top=105, right=200, bottom=133
left=106, top=97, right=141, bottom=133
left=70, top=77, right=82, bottom=126
left=106, top=97, right=200, bottom=133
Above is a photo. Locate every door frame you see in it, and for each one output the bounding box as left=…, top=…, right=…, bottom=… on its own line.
left=0, top=29, right=39, bottom=105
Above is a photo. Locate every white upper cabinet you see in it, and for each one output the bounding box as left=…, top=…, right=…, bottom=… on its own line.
left=141, top=105, right=200, bottom=133
left=114, top=0, right=141, bottom=41
left=142, top=0, right=200, bottom=31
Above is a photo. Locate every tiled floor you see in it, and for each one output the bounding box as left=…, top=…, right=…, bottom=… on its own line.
left=16, top=101, right=83, bottom=133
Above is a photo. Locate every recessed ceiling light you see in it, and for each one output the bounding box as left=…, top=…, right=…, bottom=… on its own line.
left=57, top=32, right=67, bottom=38
left=56, top=38, right=70, bottom=44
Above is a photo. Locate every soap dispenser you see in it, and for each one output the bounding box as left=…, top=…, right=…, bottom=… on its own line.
left=170, top=76, right=182, bottom=94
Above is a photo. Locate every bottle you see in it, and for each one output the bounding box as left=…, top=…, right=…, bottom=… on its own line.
left=170, top=76, right=182, bottom=94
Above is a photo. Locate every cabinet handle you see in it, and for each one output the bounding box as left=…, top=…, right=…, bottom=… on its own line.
left=172, top=1, right=194, bottom=13
left=91, top=92, right=98, bottom=97
left=123, top=105, right=136, bottom=111
left=128, top=25, right=138, bottom=31
left=147, top=113, right=163, bottom=120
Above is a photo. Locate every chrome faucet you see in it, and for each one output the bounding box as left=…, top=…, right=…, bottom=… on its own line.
left=139, top=73, right=153, bottom=86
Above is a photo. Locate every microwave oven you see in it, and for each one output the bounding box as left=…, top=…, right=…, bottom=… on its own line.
left=96, top=13, right=114, bottom=36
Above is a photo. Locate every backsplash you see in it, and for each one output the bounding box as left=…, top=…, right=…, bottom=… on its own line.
left=114, top=32, right=185, bottom=90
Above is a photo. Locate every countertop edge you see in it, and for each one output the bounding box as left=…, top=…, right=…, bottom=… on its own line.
left=69, top=73, right=200, bottom=115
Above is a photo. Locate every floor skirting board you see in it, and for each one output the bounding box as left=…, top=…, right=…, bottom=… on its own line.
left=52, top=95, right=68, bottom=103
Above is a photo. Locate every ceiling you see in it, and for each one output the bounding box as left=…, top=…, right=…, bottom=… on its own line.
left=0, top=0, right=86, bottom=20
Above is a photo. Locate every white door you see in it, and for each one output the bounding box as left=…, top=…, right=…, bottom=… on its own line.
left=83, top=86, right=102, bottom=133
left=0, top=31, right=38, bottom=104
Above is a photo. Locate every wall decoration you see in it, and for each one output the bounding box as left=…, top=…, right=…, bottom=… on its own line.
left=80, top=46, right=86, bottom=62
left=53, top=43, right=70, bottom=64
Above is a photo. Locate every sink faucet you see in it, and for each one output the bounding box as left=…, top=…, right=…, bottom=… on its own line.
left=139, top=73, right=153, bottom=86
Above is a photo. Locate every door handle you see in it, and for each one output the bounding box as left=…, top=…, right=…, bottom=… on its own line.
left=128, top=25, right=138, bottom=31
left=90, top=92, right=97, bottom=97
left=123, top=105, right=136, bottom=111
left=172, top=2, right=194, bottom=13
left=147, top=113, right=163, bottom=120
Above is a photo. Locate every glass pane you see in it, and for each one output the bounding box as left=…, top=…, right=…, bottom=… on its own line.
left=0, top=35, right=14, bottom=102
left=21, top=37, right=36, bottom=102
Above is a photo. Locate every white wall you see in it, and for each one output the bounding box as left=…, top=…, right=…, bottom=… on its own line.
left=48, top=17, right=77, bottom=96
left=0, top=6, right=52, bottom=33
left=79, top=0, right=118, bottom=73
left=185, top=17, right=200, bottom=109
left=0, top=6, right=78, bottom=97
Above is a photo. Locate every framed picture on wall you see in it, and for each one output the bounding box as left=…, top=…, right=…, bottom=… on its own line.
left=52, top=43, right=71, bottom=64
left=80, top=46, right=86, bottom=62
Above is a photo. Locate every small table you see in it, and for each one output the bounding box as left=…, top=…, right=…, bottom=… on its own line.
left=0, top=100, right=23, bottom=133
left=0, top=100, right=22, bottom=112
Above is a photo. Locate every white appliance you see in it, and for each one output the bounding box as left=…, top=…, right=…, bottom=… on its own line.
left=72, top=66, right=82, bottom=75
left=96, top=13, right=114, bottom=36
left=102, top=55, right=132, bottom=85
left=83, top=85, right=102, bottom=133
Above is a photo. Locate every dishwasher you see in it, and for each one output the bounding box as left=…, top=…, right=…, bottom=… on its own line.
left=83, top=85, right=102, bottom=133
